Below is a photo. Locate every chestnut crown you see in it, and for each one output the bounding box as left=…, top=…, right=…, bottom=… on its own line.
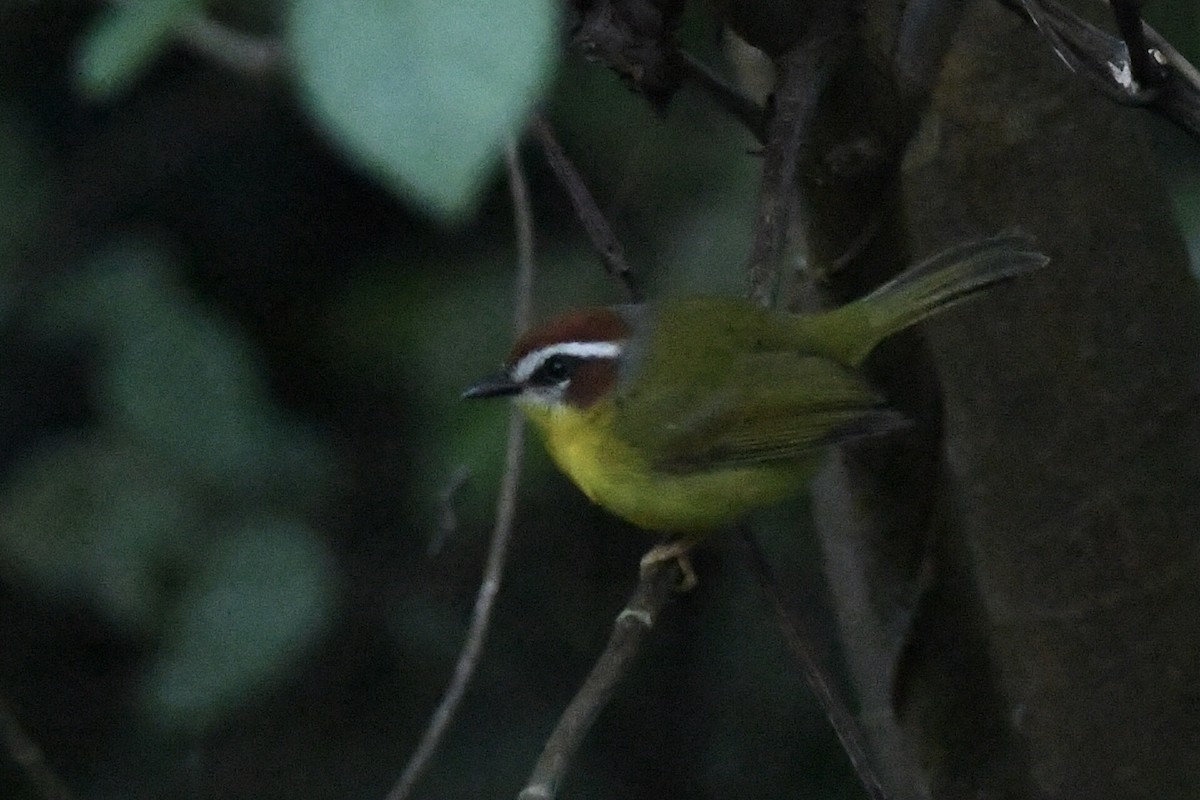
left=463, top=307, right=631, bottom=409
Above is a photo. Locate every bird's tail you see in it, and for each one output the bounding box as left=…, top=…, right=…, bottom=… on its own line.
left=823, top=232, right=1049, bottom=366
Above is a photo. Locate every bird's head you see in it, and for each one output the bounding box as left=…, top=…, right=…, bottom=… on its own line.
left=463, top=307, right=632, bottom=412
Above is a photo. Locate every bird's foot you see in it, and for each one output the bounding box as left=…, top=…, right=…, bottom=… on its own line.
left=639, top=540, right=698, bottom=592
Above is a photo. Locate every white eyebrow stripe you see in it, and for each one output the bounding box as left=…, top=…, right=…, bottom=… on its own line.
left=512, top=341, right=623, bottom=382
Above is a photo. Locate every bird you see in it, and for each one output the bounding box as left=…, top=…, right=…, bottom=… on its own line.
left=464, top=234, right=1047, bottom=582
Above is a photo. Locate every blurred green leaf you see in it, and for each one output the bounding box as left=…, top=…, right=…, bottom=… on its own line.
left=76, top=0, right=202, bottom=101
left=36, top=238, right=178, bottom=339
left=38, top=239, right=332, bottom=495
left=101, top=291, right=286, bottom=481
left=141, top=518, right=337, bottom=731
left=289, top=0, right=559, bottom=221
left=0, top=433, right=191, bottom=634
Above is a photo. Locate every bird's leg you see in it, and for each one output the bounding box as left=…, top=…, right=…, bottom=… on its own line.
left=640, top=539, right=698, bottom=592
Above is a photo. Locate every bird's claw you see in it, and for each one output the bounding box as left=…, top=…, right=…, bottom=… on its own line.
left=640, top=540, right=698, bottom=592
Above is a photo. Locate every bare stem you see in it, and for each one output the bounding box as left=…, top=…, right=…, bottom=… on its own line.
left=508, top=139, right=537, bottom=333
left=745, top=5, right=855, bottom=308
left=0, top=693, right=76, bottom=800
left=677, top=51, right=767, bottom=142
left=739, top=530, right=892, bottom=800
left=385, top=139, right=535, bottom=800
left=516, top=560, right=680, bottom=800
left=1011, top=0, right=1200, bottom=138
left=529, top=113, right=642, bottom=302
left=428, top=466, right=471, bottom=557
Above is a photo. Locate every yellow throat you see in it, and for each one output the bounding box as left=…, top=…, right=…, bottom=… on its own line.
left=518, top=395, right=814, bottom=533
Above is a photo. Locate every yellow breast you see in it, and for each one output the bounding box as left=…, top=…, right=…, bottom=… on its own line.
left=517, top=399, right=808, bottom=533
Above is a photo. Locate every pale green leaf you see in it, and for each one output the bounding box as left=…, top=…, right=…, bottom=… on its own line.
left=76, top=0, right=201, bottom=101
left=0, top=434, right=191, bottom=634
left=289, top=0, right=559, bottom=220
left=36, top=239, right=331, bottom=492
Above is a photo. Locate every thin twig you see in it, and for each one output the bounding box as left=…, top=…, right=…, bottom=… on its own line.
left=811, top=459, right=933, bottom=800
left=516, top=560, right=680, bottom=800
left=745, top=4, right=855, bottom=308
left=677, top=51, right=768, bottom=142
left=739, top=10, right=897, bottom=797
left=386, top=138, right=535, bottom=800
left=529, top=113, right=642, bottom=303
left=428, top=466, right=471, bottom=557
left=739, top=530, right=891, bottom=800
left=1015, top=0, right=1145, bottom=102
left=1109, top=0, right=1167, bottom=89
left=508, top=138, right=537, bottom=333
left=0, top=693, right=76, bottom=800
left=1009, top=0, right=1200, bottom=138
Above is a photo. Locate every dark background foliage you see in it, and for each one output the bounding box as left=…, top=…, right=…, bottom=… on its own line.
left=0, top=1, right=1198, bottom=799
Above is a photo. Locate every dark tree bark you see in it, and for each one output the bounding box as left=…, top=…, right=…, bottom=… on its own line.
left=720, top=0, right=1200, bottom=798
left=900, top=3, right=1200, bottom=798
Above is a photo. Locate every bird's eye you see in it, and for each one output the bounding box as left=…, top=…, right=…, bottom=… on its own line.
left=535, top=354, right=573, bottom=384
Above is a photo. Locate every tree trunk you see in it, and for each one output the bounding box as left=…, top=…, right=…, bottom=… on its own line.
left=796, top=3, right=1200, bottom=796
left=727, top=0, right=1199, bottom=796
left=896, top=3, right=1200, bottom=798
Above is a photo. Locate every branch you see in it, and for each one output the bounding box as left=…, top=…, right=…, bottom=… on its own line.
left=740, top=4, right=933, bottom=798
left=428, top=466, right=471, bottom=557
left=677, top=51, right=768, bottom=143
left=0, top=693, right=76, bottom=800
left=529, top=113, right=642, bottom=302
left=1109, top=0, right=1168, bottom=89
left=516, top=560, right=680, bottom=800
left=385, top=138, right=535, bottom=800
left=740, top=530, right=893, bottom=800
left=745, top=3, right=856, bottom=307
left=1011, top=0, right=1200, bottom=139
left=508, top=138, right=537, bottom=333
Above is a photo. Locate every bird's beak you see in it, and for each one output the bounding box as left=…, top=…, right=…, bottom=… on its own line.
left=462, top=371, right=521, bottom=400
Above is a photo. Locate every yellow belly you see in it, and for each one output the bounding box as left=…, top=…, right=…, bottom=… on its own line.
left=521, top=401, right=810, bottom=533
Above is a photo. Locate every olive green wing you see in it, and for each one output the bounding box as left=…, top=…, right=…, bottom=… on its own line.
left=615, top=351, right=907, bottom=473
